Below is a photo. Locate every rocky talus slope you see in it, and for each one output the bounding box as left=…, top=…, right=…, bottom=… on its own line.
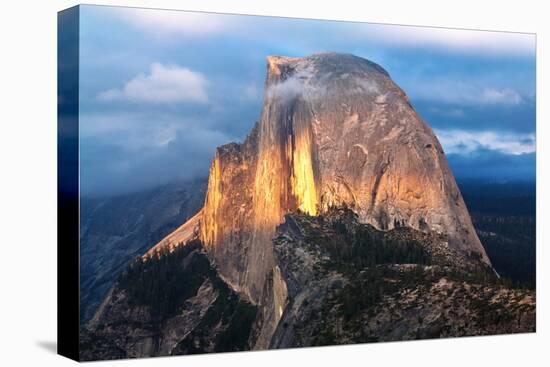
left=270, top=208, right=534, bottom=348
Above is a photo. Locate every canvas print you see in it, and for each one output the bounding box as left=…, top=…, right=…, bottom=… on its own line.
left=58, top=5, right=536, bottom=362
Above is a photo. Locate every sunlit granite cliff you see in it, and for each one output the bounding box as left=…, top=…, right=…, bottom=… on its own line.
left=82, top=54, right=514, bottom=360
left=154, top=53, right=490, bottom=277
left=144, top=52, right=492, bottom=346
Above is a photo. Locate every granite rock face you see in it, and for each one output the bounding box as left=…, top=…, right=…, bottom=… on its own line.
left=198, top=52, right=490, bottom=301
left=147, top=52, right=491, bottom=347
left=90, top=53, right=499, bottom=358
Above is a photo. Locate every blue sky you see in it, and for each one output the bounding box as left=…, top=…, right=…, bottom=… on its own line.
left=78, top=5, right=536, bottom=197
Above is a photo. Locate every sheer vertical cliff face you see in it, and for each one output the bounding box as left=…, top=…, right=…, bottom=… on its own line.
left=199, top=125, right=260, bottom=301
left=159, top=52, right=489, bottom=318
left=197, top=53, right=490, bottom=303
left=87, top=53, right=498, bottom=357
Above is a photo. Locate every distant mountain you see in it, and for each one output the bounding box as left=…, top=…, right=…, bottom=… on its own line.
left=79, top=178, right=207, bottom=323
left=459, top=180, right=536, bottom=286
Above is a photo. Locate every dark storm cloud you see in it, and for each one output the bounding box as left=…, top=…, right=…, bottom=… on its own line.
left=446, top=150, right=536, bottom=182
left=79, top=116, right=233, bottom=197
left=411, top=96, right=535, bottom=134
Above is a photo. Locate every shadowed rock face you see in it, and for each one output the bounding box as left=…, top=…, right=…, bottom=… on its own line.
left=269, top=210, right=533, bottom=348
left=81, top=242, right=258, bottom=361
left=148, top=53, right=492, bottom=348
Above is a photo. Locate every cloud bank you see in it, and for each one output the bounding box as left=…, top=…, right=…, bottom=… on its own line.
left=435, top=129, right=535, bottom=155
left=98, top=63, right=208, bottom=104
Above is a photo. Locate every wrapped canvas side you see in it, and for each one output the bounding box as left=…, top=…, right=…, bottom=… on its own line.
left=57, top=5, right=80, bottom=361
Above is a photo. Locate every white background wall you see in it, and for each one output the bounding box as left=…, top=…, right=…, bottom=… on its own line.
left=0, top=0, right=547, bottom=365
